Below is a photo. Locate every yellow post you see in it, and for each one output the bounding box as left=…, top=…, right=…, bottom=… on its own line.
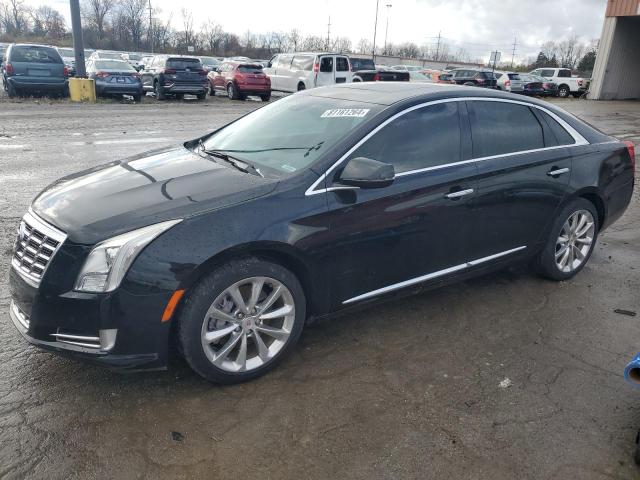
left=68, top=78, right=96, bottom=102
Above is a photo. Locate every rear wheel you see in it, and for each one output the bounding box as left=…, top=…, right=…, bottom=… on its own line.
left=227, top=83, right=240, bottom=100
left=178, top=257, right=306, bottom=384
left=297, top=82, right=306, bottom=91
left=197, top=91, right=207, bottom=100
left=132, top=94, right=142, bottom=102
left=558, top=85, right=570, bottom=98
left=536, top=198, right=599, bottom=281
left=260, top=93, right=271, bottom=102
left=209, top=87, right=216, bottom=96
left=154, top=81, right=166, bottom=100
left=7, top=81, right=17, bottom=98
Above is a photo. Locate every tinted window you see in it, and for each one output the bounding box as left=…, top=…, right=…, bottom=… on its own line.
left=507, top=73, right=520, bottom=80
left=348, top=102, right=461, bottom=173
left=540, top=69, right=555, bottom=77
left=166, top=58, right=202, bottom=69
left=11, top=46, right=62, bottom=64
left=494, top=73, right=503, bottom=79
left=469, top=101, right=544, bottom=157
left=537, top=110, right=575, bottom=146
left=320, top=56, right=333, bottom=73
left=238, top=64, right=263, bottom=73
left=94, top=60, right=136, bottom=71
left=203, top=95, right=384, bottom=176
left=350, top=58, right=375, bottom=70
left=557, top=69, right=571, bottom=78
left=336, top=57, right=349, bottom=72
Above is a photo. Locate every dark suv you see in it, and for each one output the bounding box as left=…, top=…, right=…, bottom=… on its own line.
left=140, top=55, right=208, bottom=100
left=450, top=68, right=497, bottom=88
left=2, top=44, right=68, bottom=97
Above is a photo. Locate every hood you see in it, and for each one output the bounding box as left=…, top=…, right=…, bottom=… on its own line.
left=32, top=146, right=278, bottom=245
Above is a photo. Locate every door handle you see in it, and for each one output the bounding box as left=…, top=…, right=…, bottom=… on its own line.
left=445, top=188, right=474, bottom=199
left=547, top=167, right=570, bottom=177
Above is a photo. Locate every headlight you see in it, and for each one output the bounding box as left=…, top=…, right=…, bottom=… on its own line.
left=74, top=219, right=182, bottom=293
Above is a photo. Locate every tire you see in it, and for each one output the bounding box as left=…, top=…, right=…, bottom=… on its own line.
left=463, top=81, right=475, bottom=86
left=154, top=81, right=166, bottom=100
left=197, top=92, right=206, bottom=100
left=227, top=82, right=240, bottom=100
left=536, top=198, right=599, bottom=281
left=558, top=85, right=570, bottom=98
left=260, top=93, right=271, bottom=102
left=7, top=81, right=17, bottom=98
left=132, top=94, right=141, bottom=102
left=297, top=82, right=306, bottom=91
left=209, top=87, right=216, bottom=96
left=177, top=257, right=306, bottom=384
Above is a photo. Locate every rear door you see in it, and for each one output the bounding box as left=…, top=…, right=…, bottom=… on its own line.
left=10, top=45, right=65, bottom=84
left=467, top=99, right=574, bottom=259
left=274, top=54, right=293, bottom=91
left=316, top=55, right=335, bottom=87
left=322, top=101, right=479, bottom=306
left=335, top=56, right=351, bottom=84
left=168, top=57, right=203, bottom=86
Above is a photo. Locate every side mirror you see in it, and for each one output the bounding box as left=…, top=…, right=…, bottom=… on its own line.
left=338, top=157, right=395, bottom=189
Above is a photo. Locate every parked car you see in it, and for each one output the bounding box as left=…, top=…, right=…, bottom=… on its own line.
left=226, top=56, right=252, bottom=62
left=449, top=68, right=497, bottom=88
left=89, top=51, right=125, bottom=61
left=409, top=71, right=433, bottom=83
left=350, top=58, right=410, bottom=82
left=140, top=55, right=208, bottom=100
left=529, top=74, right=559, bottom=97
left=529, top=67, right=586, bottom=98
left=517, top=73, right=546, bottom=96
left=251, top=59, right=270, bottom=68
left=264, top=52, right=353, bottom=92
left=494, top=71, right=523, bottom=93
left=9, top=83, right=634, bottom=384
left=122, top=52, right=144, bottom=69
left=139, top=55, right=154, bottom=71
left=2, top=44, right=68, bottom=98
left=55, top=47, right=76, bottom=77
left=208, top=61, right=271, bottom=101
left=199, top=56, right=221, bottom=73
left=86, top=58, right=143, bottom=101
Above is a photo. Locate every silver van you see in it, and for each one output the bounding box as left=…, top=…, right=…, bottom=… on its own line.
left=264, top=52, right=353, bottom=92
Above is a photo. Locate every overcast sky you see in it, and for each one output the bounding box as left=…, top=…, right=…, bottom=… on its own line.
left=35, top=0, right=606, bottom=62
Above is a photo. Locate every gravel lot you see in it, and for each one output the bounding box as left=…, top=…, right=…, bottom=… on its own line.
left=0, top=91, right=639, bottom=480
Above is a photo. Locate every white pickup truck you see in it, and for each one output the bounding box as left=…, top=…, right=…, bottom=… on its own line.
left=529, top=67, right=587, bottom=98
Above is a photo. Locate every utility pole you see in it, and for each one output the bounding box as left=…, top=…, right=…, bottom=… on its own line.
left=372, top=0, right=379, bottom=60
left=383, top=4, right=392, bottom=55
left=326, top=15, right=331, bottom=51
left=69, top=0, right=86, bottom=77
left=148, top=0, right=153, bottom=53
left=510, top=36, right=517, bottom=68
left=435, top=31, right=441, bottom=61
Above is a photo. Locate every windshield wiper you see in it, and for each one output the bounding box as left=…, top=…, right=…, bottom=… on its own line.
left=209, top=142, right=325, bottom=158
left=204, top=149, right=264, bottom=177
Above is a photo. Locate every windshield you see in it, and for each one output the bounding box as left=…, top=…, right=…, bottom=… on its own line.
left=167, top=58, right=202, bottom=69
left=202, top=95, right=384, bottom=176
left=99, top=52, right=123, bottom=60
left=238, top=64, right=263, bottom=73
left=127, top=53, right=142, bottom=60
left=95, top=60, right=136, bottom=71
left=350, top=58, right=375, bottom=70
left=11, top=46, right=62, bottom=64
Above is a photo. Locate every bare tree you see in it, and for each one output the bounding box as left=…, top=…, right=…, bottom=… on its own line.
left=0, top=0, right=29, bottom=35
left=357, top=38, right=372, bottom=55
left=202, top=20, right=223, bottom=54
left=288, top=29, right=301, bottom=52
left=331, top=36, right=352, bottom=53
left=82, top=0, right=114, bottom=41
left=557, top=36, right=585, bottom=69
left=180, top=8, right=195, bottom=49
left=30, top=5, right=65, bottom=39
left=119, top=0, right=147, bottom=50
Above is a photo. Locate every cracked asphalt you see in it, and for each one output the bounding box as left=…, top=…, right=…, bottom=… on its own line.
left=0, top=92, right=639, bottom=479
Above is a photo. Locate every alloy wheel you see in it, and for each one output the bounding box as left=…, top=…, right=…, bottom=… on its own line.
left=555, top=209, right=595, bottom=273
left=227, top=84, right=234, bottom=99
left=200, top=276, right=295, bottom=372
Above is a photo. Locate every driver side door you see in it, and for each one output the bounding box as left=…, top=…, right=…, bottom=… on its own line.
left=322, top=101, right=479, bottom=306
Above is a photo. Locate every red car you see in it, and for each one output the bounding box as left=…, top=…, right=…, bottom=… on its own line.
left=207, top=61, right=271, bottom=101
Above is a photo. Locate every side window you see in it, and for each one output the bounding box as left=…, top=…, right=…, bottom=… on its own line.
left=494, top=73, right=503, bottom=79
left=268, top=56, right=278, bottom=69
left=320, top=56, right=333, bottom=73
left=336, top=57, right=349, bottom=72
left=557, top=69, right=571, bottom=78
left=469, top=101, right=545, bottom=157
left=347, top=102, right=461, bottom=174
left=541, top=69, right=555, bottom=77
left=278, top=54, right=293, bottom=69
left=536, top=109, right=576, bottom=146
left=292, top=55, right=313, bottom=70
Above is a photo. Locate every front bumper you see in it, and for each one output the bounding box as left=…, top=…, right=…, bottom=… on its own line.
left=9, top=258, right=172, bottom=372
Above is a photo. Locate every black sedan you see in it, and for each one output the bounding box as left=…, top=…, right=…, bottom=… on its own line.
left=8, top=83, right=635, bottom=384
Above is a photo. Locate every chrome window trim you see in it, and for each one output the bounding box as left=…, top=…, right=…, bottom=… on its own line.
left=342, top=246, right=527, bottom=305
left=305, top=96, right=588, bottom=196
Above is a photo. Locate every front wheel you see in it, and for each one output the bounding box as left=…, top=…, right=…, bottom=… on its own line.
left=178, top=258, right=306, bottom=384
left=227, top=83, right=240, bottom=100
left=154, top=81, right=166, bottom=100
left=536, top=198, right=599, bottom=281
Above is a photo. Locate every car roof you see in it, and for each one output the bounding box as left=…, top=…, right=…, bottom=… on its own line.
left=302, top=82, right=545, bottom=106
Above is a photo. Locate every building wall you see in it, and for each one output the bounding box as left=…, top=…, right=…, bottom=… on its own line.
left=605, top=0, right=640, bottom=16
left=590, top=16, right=640, bottom=99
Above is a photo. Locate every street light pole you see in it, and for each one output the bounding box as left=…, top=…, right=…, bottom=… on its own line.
left=69, top=0, right=86, bottom=78
left=372, top=0, right=379, bottom=60
left=384, top=4, right=392, bottom=55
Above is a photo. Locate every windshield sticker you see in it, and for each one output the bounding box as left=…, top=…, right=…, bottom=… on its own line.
left=321, top=108, right=370, bottom=118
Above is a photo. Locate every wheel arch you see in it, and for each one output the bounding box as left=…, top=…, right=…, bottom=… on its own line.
left=563, top=187, right=606, bottom=231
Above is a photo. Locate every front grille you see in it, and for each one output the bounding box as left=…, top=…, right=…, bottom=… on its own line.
left=11, top=209, right=67, bottom=286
